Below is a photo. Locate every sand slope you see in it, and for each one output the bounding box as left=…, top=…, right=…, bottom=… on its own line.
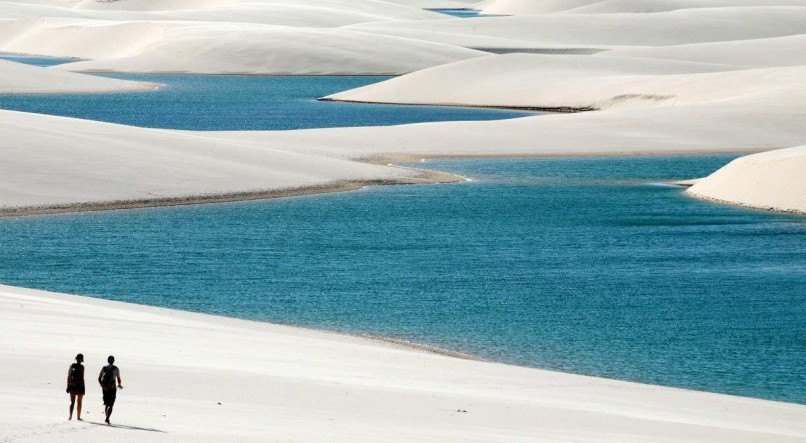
left=479, top=0, right=806, bottom=14
left=345, top=7, right=806, bottom=50
left=607, top=34, right=806, bottom=68
left=325, top=53, right=806, bottom=110
left=0, top=18, right=485, bottom=74
left=210, top=90, right=806, bottom=160
left=0, top=58, right=154, bottom=93
left=686, top=146, right=806, bottom=213
left=0, top=110, right=435, bottom=213
left=1, top=284, right=805, bottom=442
left=0, top=0, right=480, bottom=74
left=0, top=0, right=448, bottom=27
left=57, top=23, right=487, bottom=75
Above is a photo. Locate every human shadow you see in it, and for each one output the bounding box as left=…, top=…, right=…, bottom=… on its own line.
left=85, top=421, right=166, bottom=433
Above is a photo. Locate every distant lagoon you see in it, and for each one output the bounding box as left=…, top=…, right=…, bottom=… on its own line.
left=0, top=55, right=533, bottom=130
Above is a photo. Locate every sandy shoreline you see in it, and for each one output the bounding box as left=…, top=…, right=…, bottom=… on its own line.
left=0, top=169, right=461, bottom=218
left=319, top=96, right=596, bottom=113
left=686, top=193, right=806, bottom=215
left=0, top=82, right=161, bottom=95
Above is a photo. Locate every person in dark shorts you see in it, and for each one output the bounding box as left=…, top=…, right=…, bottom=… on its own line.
left=66, top=353, right=85, bottom=421
left=98, top=355, right=123, bottom=425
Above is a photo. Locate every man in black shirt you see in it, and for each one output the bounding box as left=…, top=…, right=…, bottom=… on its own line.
left=98, top=355, right=123, bottom=425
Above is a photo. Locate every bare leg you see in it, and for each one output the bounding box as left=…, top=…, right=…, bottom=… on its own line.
left=105, top=405, right=113, bottom=424
left=69, top=393, right=75, bottom=420
left=76, top=395, right=83, bottom=421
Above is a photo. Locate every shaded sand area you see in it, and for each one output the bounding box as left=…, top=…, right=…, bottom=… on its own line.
left=1, top=284, right=805, bottom=442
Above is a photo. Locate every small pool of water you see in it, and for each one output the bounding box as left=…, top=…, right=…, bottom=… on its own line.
left=0, top=53, right=79, bottom=67
left=427, top=8, right=484, bottom=18
left=2, top=156, right=804, bottom=404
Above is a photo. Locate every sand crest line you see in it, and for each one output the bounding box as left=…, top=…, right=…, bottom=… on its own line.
left=319, top=96, right=595, bottom=113
left=686, top=193, right=806, bottom=216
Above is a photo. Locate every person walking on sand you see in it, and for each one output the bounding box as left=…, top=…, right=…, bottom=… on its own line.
left=66, top=353, right=85, bottom=421
left=98, top=355, right=123, bottom=425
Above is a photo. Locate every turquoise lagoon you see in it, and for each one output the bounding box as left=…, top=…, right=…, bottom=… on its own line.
left=0, top=57, right=804, bottom=404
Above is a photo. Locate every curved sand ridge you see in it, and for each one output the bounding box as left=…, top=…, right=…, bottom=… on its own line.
left=606, top=35, right=806, bottom=68
left=208, top=90, right=806, bottom=158
left=345, top=7, right=806, bottom=50
left=0, top=58, right=156, bottom=93
left=0, top=18, right=486, bottom=75
left=325, top=53, right=806, bottom=110
left=10, top=0, right=479, bottom=9
left=0, top=0, right=449, bottom=27
left=478, top=0, right=806, bottom=14
left=3, top=285, right=804, bottom=442
left=686, top=146, right=806, bottom=213
left=0, top=110, right=454, bottom=215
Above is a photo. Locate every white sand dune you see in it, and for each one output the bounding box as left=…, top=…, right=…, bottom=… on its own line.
left=607, top=34, right=806, bottom=68
left=1, top=284, right=805, bottom=442
left=234, top=92, right=806, bottom=160
left=325, top=53, right=806, bottom=110
left=387, top=0, right=479, bottom=7
left=0, top=110, right=437, bottom=213
left=478, top=0, right=806, bottom=14
left=64, top=0, right=477, bottom=10
left=0, top=58, right=155, bottom=93
left=0, top=18, right=485, bottom=74
left=0, top=0, right=448, bottom=27
left=0, top=2, right=87, bottom=20
left=70, top=0, right=249, bottom=10
left=473, top=0, right=602, bottom=14
left=131, top=1, right=446, bottom=27
left=345, top=7, right=806, bottom=50
left=0, top=18, right=167, bottom=60
left=686, top=146, right=806, bottom=213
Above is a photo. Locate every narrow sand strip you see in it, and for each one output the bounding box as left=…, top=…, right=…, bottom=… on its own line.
left=0, top=58, right=157, bottom=94
left=0, top=174, right=461, bottom=218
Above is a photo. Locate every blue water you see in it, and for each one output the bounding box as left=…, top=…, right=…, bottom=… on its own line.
left=0, top=53, right=78, bottom=67
left=1, top=54, right=804, bottom=403
left=428, top=8, right=484, bottom=18
left=1, top=156, right=804, bottom=403
left=0, top=56, right=532, bottom=130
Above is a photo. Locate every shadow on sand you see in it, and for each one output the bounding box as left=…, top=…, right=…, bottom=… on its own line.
left=86, top=420, right=166, bottom=433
